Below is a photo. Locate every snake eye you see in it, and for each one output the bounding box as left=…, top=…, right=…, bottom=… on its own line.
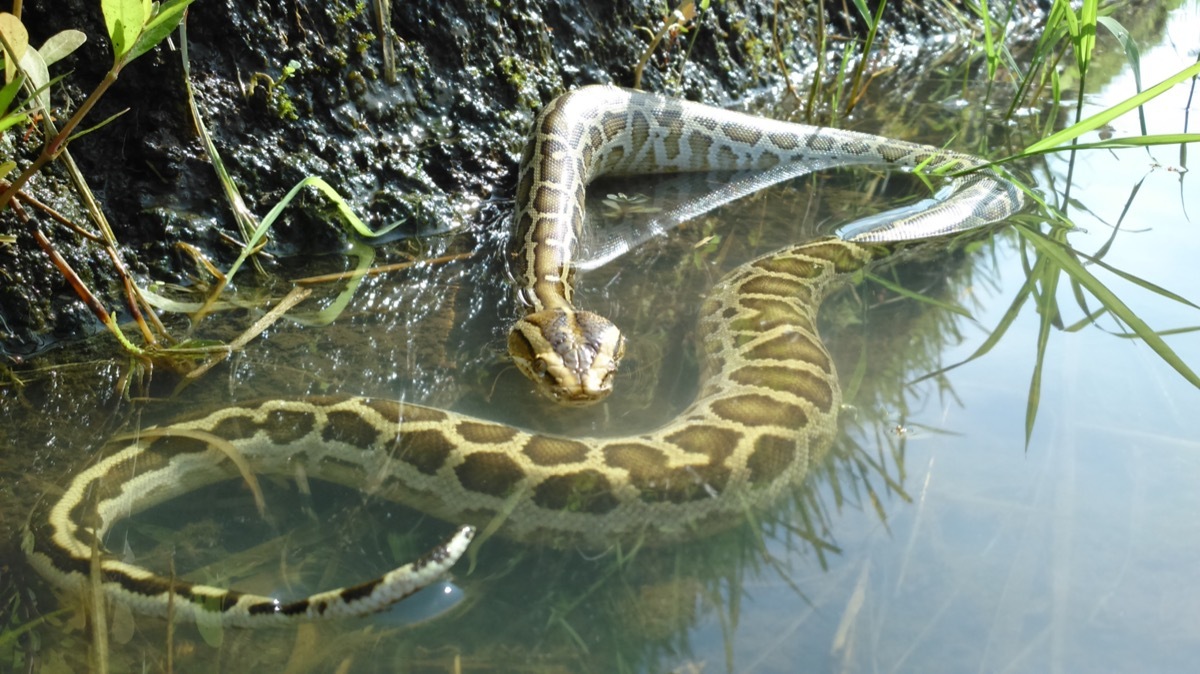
left=532, top=357, right=549, bottom=376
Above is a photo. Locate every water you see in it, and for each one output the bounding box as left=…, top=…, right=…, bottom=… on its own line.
left=3, top=6, right=1199, bottom=673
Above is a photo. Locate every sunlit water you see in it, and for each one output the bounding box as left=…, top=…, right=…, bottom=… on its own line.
left=3, top=6, right=1199, bottom=673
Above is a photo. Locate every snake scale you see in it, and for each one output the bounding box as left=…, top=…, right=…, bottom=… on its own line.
left=22, top=85, right=1022, bottom=626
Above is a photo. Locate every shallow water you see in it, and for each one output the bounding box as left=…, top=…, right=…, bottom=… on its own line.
left=3, top=5, right=1200, bottom=673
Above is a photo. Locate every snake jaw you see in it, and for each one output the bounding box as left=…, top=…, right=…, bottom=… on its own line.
left=508, top=308, right=625, bottom=406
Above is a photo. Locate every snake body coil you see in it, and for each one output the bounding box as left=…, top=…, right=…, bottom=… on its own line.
left=23, top=86, right=1022, bottom=626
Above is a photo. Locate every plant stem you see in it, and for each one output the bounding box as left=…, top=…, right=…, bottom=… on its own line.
left=0, top=68, right=120, bottom=209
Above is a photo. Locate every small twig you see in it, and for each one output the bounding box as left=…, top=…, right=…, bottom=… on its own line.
left=290, top=251, right=473, bottom=285
left=185, top=285, right=313, bottom=380
left=0, top=69, right=120, bottom=208
left=20, top=205, right=113, bottom=327
left=2, top=183, right=105, bottom=243
left=772, top=0, right=799, bottom=101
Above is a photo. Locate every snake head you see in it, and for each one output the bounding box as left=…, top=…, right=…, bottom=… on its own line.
left=508, top=308, right=626, bottom=406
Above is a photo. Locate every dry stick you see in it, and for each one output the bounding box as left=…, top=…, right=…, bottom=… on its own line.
left=2, top=176, right=168, bottom=351
left=12, top=187, right=168, bottom=349
left=115, top=427, right=270, bottom=517
left=11, top=187, right=104, bottom=242
left=375, top=0, right=397, bottom=84
left=21, top=208, right=113, bottom=327
left=117, top=272, right=156, bottom=346
left=291, top=251, right=474, bottom=285
left=772, top=0, right=800, bottom=101
left=183, top=285, right=313, bottom=381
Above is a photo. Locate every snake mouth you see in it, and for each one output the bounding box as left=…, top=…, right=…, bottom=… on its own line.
left=557, top=388, right=610, bottom=406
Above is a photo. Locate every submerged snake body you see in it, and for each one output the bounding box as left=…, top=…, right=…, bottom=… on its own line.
left=24, top=86, right=1022, bottom=626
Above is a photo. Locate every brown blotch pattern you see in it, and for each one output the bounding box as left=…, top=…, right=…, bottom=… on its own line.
left=317, top=455, right=371, bottom=480
left=737, top=274, right=812, bottom=300
left=656, top=463, right=732, bottom=503
left=457, top=421, right=519, bottom=445
left=603, top=442, right=733, bottom=504
left=725, top=125, right=763, bottom=146
left=211, top=414, right=260, bottom=442
left=454, top=451, right=525, bottom=498
left=716, top=145, right=741, bottom=169
left=603, top=442, right=669, bottom=483
left=751, top=254, right=822, bottom=280
left=523, top=435, right=590, bottom=466
left=729, top=366, right=833, bottom=411
left=533, top=184, right=568, bottom=213
left=796, top=240, right=874, bottom=273
left=145, top=434, right=213, bottom=456
left=531, top=470, right=620, bottom=514
left=321, top=410, right=381, bottom=448
left=879, top=144, right=912, bottom=163
left=664, top=425, right=740, bottom=463
left=687, top=131, right=713, bottom=160
left=391, top=400, right=448, bottom=422
left=731, top=296, right=806, bottom=331
left=767, top=132, right=801, bottom=151
left=264, top=409, right=317, bottom=445
left=399, top=429, right=456, bottom=475
left=662, top=117, right=685, bottom=160
left=745, top=333, right=832, bottom=372
left=805, top=135, right=836, bottom=153
left=746, top=434, right=798, bottom=485
left=711, top=393, right=807, bottom=428
left=539, top=106, right=565, bottom=136
left=338, top=577, right=383, bottom=604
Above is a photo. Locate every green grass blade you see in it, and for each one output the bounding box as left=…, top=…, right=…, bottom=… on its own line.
left=1096, top=15, right=1145, bottom=135
left=225, top=176, right=406, bottom=281
left=848, top=0, right=872, bottom=24
left=1024, top=236, right=1063, bottom=446
left=1075, top=0, right=1098, bottom=74
left=1072, top=247, right=1200, bottom=312
left=1024, top=61, right=1200, bottom=154
left=1018, top=227, right=1200, bottom=390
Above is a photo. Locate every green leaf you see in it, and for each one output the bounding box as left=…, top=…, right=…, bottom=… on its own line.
left=128, top=0, right=195, bottom=62
left=0, top=12, right=29, bottom=82
left=39, top=29, right=87, bottom=67
left=0, top=110, right=26, bottom=133
left=17, top=45, right=49, bottom=113
left=101, top=0, right=148, bottom=63
left=0, top=71, right=24, bottom=114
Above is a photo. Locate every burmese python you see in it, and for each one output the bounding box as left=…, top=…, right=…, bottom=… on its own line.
left=23, top=86, right=1023, bottom=626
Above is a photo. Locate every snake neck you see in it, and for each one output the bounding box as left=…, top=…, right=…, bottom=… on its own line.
left=508, top=85, right=986, bottom=312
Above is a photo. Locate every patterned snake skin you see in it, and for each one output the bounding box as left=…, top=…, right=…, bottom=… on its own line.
left=23, top=86, right=1023, bottom=627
